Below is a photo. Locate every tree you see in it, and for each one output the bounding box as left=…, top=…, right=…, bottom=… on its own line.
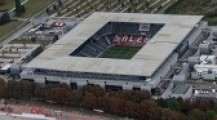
left=180, top=100, right=193, bottom=113
left=0, top=78, right=6, bottom=98
left=81, top=85, right=105, bottom=97
left=54, top=88, right=71, bottom=105
left=161, top=108, right=186, bottom=120
left=214, top=115, right=217, bottom=120
left=137, top=100, right=160, bottom=120
left=6, top=80, right=22, bottom=99
left=125, top=100, right=138, bottom=118
left=46, top=8, right=51, bottom=15
left=167, top=98, right=181, bottom=112
left=188, top=109, right=205, bottom=120
left=108, top=97, right=126, bottom=116
left=157, top=98, right=167, bottom=108
left=53, top=4, right=58, bottom=11
left=98, top=95, right=111, bottom=112
left=14, top=0, right=25, bottom=14
left=74, top=91, right=83, bottom=108
left=82, top=92, right=97, bottom=110
left=121, top=90, right=150, bottom=103
left=0, top=12, right=11, bottom=25
left=193, top=100, right=211, bottom=112
left=161, top=108, right=171, bottom=120
left=206, top=110, right=215, bottom=120
left=35, top=87, right=45, bottom=100
left=57, top=0, right=63, bottom=6
left=21, top=81, right=35, bottom=99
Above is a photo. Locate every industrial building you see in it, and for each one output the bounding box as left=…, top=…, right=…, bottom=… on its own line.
left=20, top=12, right=204, bottom=91
left=191, top=55, right=217, bottom=80
left=18, top=18, right=76, bottom=46
left=189, top=29, right=217, bottom=80
left=192, top=83, right=217, bottom=100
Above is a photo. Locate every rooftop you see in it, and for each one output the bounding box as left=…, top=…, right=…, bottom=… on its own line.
left=172, top=84, right=191, bottom=94
left=25, top=12, right=203, bottom=76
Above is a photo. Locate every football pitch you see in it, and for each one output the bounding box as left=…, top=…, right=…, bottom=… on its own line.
left=100, top=46, right=141, bottom=59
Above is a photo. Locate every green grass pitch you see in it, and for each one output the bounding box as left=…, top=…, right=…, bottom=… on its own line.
left=100, top=46, right=141, bottom=59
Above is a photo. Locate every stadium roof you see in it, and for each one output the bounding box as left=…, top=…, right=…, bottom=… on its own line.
left=26, top=12, right=203, bottom=77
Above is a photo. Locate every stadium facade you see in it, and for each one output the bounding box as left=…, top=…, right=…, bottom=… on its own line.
left=21, top=12, right=203, bottom=91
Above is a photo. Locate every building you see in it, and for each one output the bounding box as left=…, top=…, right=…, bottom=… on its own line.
left=191, top=55, right=217, bottom=80
left=199, top=43, right=211, bottom=54
left=21, top=12, right=203, bottom=91
left=192, top=83, right=217, bottom=101
left=19, top=18, right=76, bottom=46
left=171, top=84, right=192, bottom=99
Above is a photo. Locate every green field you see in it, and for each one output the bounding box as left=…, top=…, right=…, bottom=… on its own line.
left=165, top=0, right=217, bottom=25
left=100, top=46, right=141, bottom=59
left=0, top=21, right=23, bottom=39
left=0, top=0, right=15, bottom=10
left=21, top=0, right=54, bottom=17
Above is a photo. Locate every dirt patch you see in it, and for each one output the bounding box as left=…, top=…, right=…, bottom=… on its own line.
left=2, top=104, right=110, bottom=120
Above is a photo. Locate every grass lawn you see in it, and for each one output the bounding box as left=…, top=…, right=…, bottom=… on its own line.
left=0, top=0, right=15, bottom=10
left=100, top=46, right=141, bottom=59
left=165, top=0, right=217, bottom=25
left=21, top=0, right=54, bottom=17
left=0, top=0, right=25, bottom=10
left=0, top=21, right=23, bottom=39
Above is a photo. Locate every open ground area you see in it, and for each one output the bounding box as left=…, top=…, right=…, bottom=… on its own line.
left=165, top=0, right=217, bottom=25
left=100, top=46, right=141, bottom=59
left=5, top=99, right=119, bottom=120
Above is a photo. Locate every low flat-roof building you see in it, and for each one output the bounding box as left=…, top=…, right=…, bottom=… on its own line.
left=171, top=84, right=192, bottom=99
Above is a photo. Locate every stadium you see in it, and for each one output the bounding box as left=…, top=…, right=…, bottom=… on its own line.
left=21, top=12, right=203, bottom=91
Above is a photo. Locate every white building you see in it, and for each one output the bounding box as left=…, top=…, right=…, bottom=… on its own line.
left=192, top=55, right=217, bottom=80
